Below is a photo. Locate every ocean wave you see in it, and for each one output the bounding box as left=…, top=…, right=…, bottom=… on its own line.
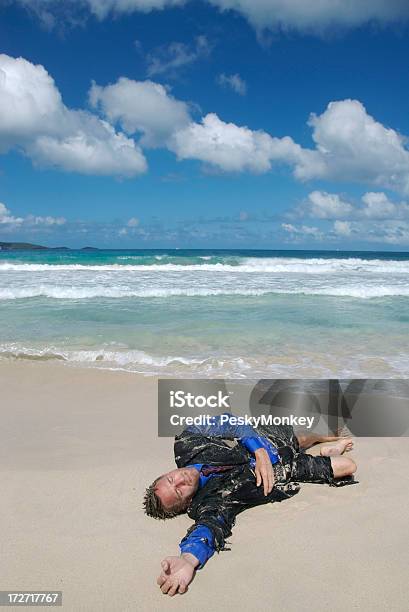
left=1, top=343, right=408, bottom=378
left=0, top=344, right=205, bottom=367
left=0, top=286, right=267, bottom=299
left=1, top=257, right=409, bottom=274
left=1, top=285, right=409, bottom=300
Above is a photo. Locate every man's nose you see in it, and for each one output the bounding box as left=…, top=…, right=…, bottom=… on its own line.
left=174, top=471, right=185, bottom=486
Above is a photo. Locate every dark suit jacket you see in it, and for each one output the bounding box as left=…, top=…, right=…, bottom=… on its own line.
left=174, top=423, right=303, bottom=553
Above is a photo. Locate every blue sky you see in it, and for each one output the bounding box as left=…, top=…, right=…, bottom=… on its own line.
left=2, top=0, right=409, bottom=249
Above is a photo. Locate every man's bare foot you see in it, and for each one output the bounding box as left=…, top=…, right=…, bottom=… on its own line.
left=320, top=439, right=354, bottom=457
left=297, top=431, right=352, bottom=450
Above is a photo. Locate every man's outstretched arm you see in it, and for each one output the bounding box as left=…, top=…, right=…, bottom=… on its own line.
left=157, top=509, right=233, bottom=596
left=156, top=524, right=216, bottom=596
left=157, top=553, right=199, bottom=596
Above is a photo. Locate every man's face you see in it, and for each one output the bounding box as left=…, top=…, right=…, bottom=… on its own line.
left=155, top=467, right=200, bottom=511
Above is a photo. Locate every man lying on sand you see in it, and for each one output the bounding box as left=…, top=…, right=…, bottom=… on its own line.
left=143, top=414, right=357, bottom=597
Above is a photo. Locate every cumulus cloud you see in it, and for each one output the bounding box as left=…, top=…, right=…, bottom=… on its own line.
left=306, top=191, right=354, bottom=219
left=336, top=219, right=409, bottom=244
left=4, top=54, right=409, bottom=194
left=302, top=190, right=409, bottom=220
left=371, top=220, right=409, bottom=244
left=300, top=100, right=409, bottom=193
left=0, top=54, right=147, bottom=176
left=168, top=112, right=304, bottom=173
left=0, top=202, right=66, bottom=226
left=285, top=189, right=409, bottom=245
left=91, top=79, right=301, bottom=172
left=146, top=35, right=211, bottom=77
left=0, top=203, right=24, bottom=225
left=12, top=0, right=409, bottom=33
left=281, top=222, right=323, bottom=239
left=360, top=192, right=409, bottom=219
left=333, top=220, right=352, bottom=236
left=217, top=73, right=247, bottom=96
left=89, top=78, right=191, bottom=147
left=167, top=99, right=409, bottom=189
left=90, top=83, right=409, bottom=189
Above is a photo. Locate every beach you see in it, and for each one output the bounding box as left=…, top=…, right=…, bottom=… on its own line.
left=3, top=0, right=409, bottom=608
left=1, top=360, right=409, bottom=611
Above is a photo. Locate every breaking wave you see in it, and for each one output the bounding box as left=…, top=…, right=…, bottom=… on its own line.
left=1, top=257, right=409, bottom=274
left=1, top=285, right=409, bottom=299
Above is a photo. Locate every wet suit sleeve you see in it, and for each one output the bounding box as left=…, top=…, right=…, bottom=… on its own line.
left=186, top=412, right=279, bottom=464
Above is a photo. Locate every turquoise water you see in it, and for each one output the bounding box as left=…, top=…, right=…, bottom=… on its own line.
left=1, top=249, right=408, bottom=376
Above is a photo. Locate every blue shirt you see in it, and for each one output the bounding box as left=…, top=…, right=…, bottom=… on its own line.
left=179, top=414, right=279, bottom=568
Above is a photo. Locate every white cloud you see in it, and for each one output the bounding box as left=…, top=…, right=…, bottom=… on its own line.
left=360, top=192, right=409, bottom=219
left=127, top=217, right=139, bottom=226
left=303, top=190, right=409, bottom=220
left=217, top=73, right=247, bottom=96
left=337, top=219, right=409, bottom=245
left=0, top=55, right=62, bottom=145
left=89, top=78, right=191, bottom=147
left=0, top=202, right=66, bottom=226
left=165, top=98, right=409, bottom=189
left=0, top=202, right=24, bottom=225
left=25, top=214, right=66, bottom=225
left=16, top=0, right=187, bottom=22
left=4, top=55, right=409, bottom=195
left=14, top=0, right=409, bottom=33
left=90, top=85, right=409, bottom=189
left=0, top=54, right=147, bottom=176
left=281, top=222, right=323, bottom=239
left=85, top=0, right=186, bottom=19
left=287, top=190, right=409, bottom=245
left=307, top=191, right=353, bottom=219
left=333, top=220, right=352, bottom=236
left=146, top=35, right=211, bottom=77
left=169, top=112, right=303, bottom=173
left=208, top=0, right=409, bottom=33
left=373, top=221, right=409, bottom=244
left=300, top=100, right=409, bottom=193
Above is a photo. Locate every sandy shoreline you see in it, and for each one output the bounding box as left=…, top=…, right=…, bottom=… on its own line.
left=1, top=360, right=409, bottom=611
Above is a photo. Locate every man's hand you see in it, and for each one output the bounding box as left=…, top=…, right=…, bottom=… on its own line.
left=254, top=447, right=275, bottom=495
left=157, top=553, right=198, bottom=596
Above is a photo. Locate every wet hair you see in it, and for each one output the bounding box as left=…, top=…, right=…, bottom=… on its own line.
left=143, top=476, right=187, bottom=520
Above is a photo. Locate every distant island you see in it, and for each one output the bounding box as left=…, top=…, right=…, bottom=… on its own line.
left=0, top=241, right=99, bottom=251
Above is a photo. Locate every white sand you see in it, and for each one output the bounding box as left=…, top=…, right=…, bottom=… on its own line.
left=1, top=361, right=408, bottom=611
